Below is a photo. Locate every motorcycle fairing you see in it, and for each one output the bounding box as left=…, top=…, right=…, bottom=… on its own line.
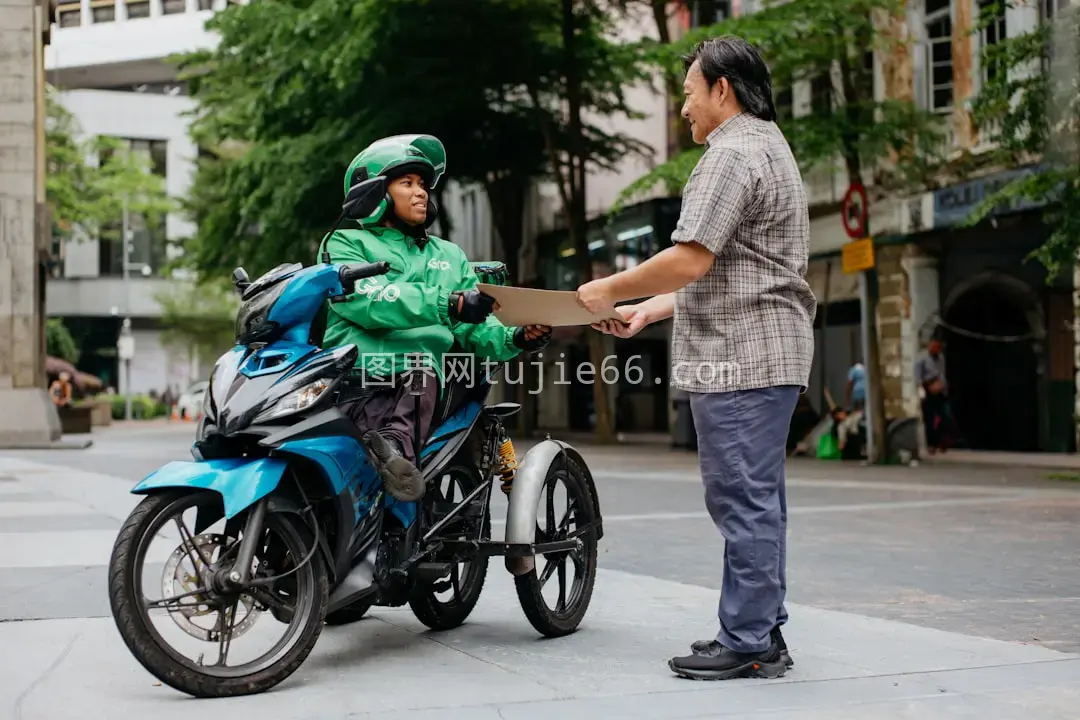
left=131, top=457, right=288, bottom=520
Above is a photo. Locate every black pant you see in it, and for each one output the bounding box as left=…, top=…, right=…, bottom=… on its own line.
left=340, top=372, right=439, bottom=466
left=922, top=392, right=950, bottom=448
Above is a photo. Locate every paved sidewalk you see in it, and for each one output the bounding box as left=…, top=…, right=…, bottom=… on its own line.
left=2, top=456, right=1079, bottom=719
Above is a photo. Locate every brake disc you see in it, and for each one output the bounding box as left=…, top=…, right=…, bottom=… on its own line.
left=160, top=533, right=261, bottom=641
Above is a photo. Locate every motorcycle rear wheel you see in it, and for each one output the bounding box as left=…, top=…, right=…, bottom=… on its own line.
left=108, top=490, right=329, bottom=698
left=408, top=464, right=490, bottom=631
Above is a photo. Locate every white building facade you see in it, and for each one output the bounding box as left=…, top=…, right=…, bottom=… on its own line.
left=44, top=0, right=231, bottom=397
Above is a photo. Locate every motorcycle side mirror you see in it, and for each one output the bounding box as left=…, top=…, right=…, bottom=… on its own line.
left=232, top=267, right=250, bottom=295
left=342, top=176, right=388, bottom=221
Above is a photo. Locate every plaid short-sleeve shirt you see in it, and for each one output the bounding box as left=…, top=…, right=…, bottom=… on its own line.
left=669, top=112, right=817, bottom=393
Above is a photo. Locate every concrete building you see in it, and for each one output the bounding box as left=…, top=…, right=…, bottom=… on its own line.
left=803, top=0, right=1077, bottom=453
left=0, top=0, right=62, bottom=446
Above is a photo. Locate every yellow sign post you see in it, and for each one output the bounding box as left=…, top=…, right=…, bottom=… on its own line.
left=842, top=237, right=875, bottom=274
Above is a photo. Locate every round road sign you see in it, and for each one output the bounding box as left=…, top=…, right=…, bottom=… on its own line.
left=841, top=183, right=868, bottom=239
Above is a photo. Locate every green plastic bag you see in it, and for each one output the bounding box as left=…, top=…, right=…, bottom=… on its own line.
left=817, top=431, right=841, bottom=460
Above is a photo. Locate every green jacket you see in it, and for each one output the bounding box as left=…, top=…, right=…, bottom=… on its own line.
left=320, top=225, right=521, bottom=383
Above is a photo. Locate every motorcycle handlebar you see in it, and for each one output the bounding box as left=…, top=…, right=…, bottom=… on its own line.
left=339, top=261, right=391, bottom=287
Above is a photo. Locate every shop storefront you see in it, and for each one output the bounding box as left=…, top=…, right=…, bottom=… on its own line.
left=532, top=198, right=681, bottom=433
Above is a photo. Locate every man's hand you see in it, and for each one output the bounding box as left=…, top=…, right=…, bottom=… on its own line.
left=592, top=304, right=649, bottom=338
left=513, top=324, right=552, bottom=351
left=450, top=290, right=498, bottom=324
left=576, top=278, right=615, bottom=316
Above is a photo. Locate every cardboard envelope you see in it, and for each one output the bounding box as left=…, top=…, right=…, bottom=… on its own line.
left=476, top=283, right=626, bottom=327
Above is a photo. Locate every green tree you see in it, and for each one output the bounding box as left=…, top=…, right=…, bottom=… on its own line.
left=174, top=0, right=556, bottom=283
left=614, top=0, right=948, bottom=212
left=45, top=86, right=174, bottom=247
left=964, top=1, right=1080, bottom=280
left=176, top=0, right=654, bottom=441
left=514, top=0, right=654, bottom=442
left=45, top=318, right=80, bottom=365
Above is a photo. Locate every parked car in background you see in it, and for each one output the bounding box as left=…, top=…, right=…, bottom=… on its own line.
left=175, top=381, right=208, bottom=420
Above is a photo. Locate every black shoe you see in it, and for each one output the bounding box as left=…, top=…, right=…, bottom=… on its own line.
left=669, top=640, right=787, bottom=681
left=363, top=431, right=425, bottom=502
left=691, top=626, right=793, bottom=668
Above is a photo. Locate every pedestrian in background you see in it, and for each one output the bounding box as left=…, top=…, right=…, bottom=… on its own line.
left=845, top=361, right=866, bottom=411
left=580, top=36, right=816, bottom=680
left=916, top=336, right=953, bottom=453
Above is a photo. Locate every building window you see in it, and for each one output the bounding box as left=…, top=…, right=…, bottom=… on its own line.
left=162, top=0, right=186, bottom=12
left=98, top=139, right=169, bottom=279
left=197, top=0, right=212, bottom=9
left=91, top=0, right=115, bottom=23
left=126, top=0, right=151, bottom=18
left=978, top=0, right=1007, bottom=83
left=55, top=2, right=81, bottom=27
left=1042, top=0, right=1070, bottom=19
left=687, top=0, right=731, bottom=26
left=811, top=73, right=832, bottom=115
left=925, top=0, right=953, bottom=112
left=775, top=85, right=793, bottom=124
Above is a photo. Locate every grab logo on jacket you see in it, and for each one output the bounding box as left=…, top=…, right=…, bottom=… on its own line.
left=359, top=278, right=400, bottom=302
left=428, top=259, right=452, bottom=271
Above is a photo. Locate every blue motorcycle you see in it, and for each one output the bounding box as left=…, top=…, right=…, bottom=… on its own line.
left=107, top=177, right=603, bottom=698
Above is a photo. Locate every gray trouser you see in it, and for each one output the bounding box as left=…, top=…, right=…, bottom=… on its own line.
left=689, top=385, right=800, bottom=654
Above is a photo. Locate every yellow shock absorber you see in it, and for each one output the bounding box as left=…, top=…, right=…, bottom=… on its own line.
left=497, top=437, right=518, bottom=495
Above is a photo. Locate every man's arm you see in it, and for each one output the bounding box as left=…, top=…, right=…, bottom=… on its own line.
left=602, top=243, right=715, bottom=301
left=325, top=231, right=452, bottom=331
left=636, top=293, right=676, bottom=322
left=593, top=293, right=675, bottom=338
left=578, top=147, right=757, bottom=310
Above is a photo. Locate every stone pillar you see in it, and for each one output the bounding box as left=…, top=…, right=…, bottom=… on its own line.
left=951, top=0, right=975, bottom=149
left=874, top=244, right=908, bottom=421
left=874, top=243, right=941, bottom=459
left=0, top=0, right=62, bottom=447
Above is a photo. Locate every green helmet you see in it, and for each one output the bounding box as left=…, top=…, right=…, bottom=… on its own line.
left=343, top=134, right=447, bottom=227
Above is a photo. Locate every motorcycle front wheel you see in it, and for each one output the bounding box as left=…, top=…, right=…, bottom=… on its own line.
left=514, top=452, right=599, bottom=637
left=108, top=490, right=329, bottom=698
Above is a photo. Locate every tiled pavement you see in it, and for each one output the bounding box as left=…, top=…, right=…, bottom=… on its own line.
left=2, top=454, right=1080, bottom=719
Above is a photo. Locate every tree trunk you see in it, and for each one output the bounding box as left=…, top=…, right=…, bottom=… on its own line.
left=648, top=0, right=694, bottom=157
left=484, top=175, right=527, bottom=284
left=562, top=0, right=615, bottom=443
left=484, top=175, right=533, bottom=437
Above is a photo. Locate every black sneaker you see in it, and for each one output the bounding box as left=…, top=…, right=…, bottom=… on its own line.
left=363, top=431, right=425, bottom=502
left=691, top=626, right=793, bottom=668
left=669, top=640, right=787, bottom=681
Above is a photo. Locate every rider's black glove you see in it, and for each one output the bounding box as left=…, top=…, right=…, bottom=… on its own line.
left=449, top=290, right=496, bottom=324
left=513, top=325, right=552, bottom=352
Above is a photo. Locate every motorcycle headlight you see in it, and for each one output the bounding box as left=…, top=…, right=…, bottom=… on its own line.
left=253, top=378, right=333, bottom=424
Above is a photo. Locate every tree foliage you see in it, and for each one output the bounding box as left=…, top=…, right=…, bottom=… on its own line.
left=155, top=280, right=240, bottom=364
left=612, top=0, right=949, bottom=214
left=45, top=86, right=174, bottom=245
left=965, top=1, right=1080, bottom=280
left=176, top=0, right=618, bottom=282
left=45, top=318, right=80, bottom=365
